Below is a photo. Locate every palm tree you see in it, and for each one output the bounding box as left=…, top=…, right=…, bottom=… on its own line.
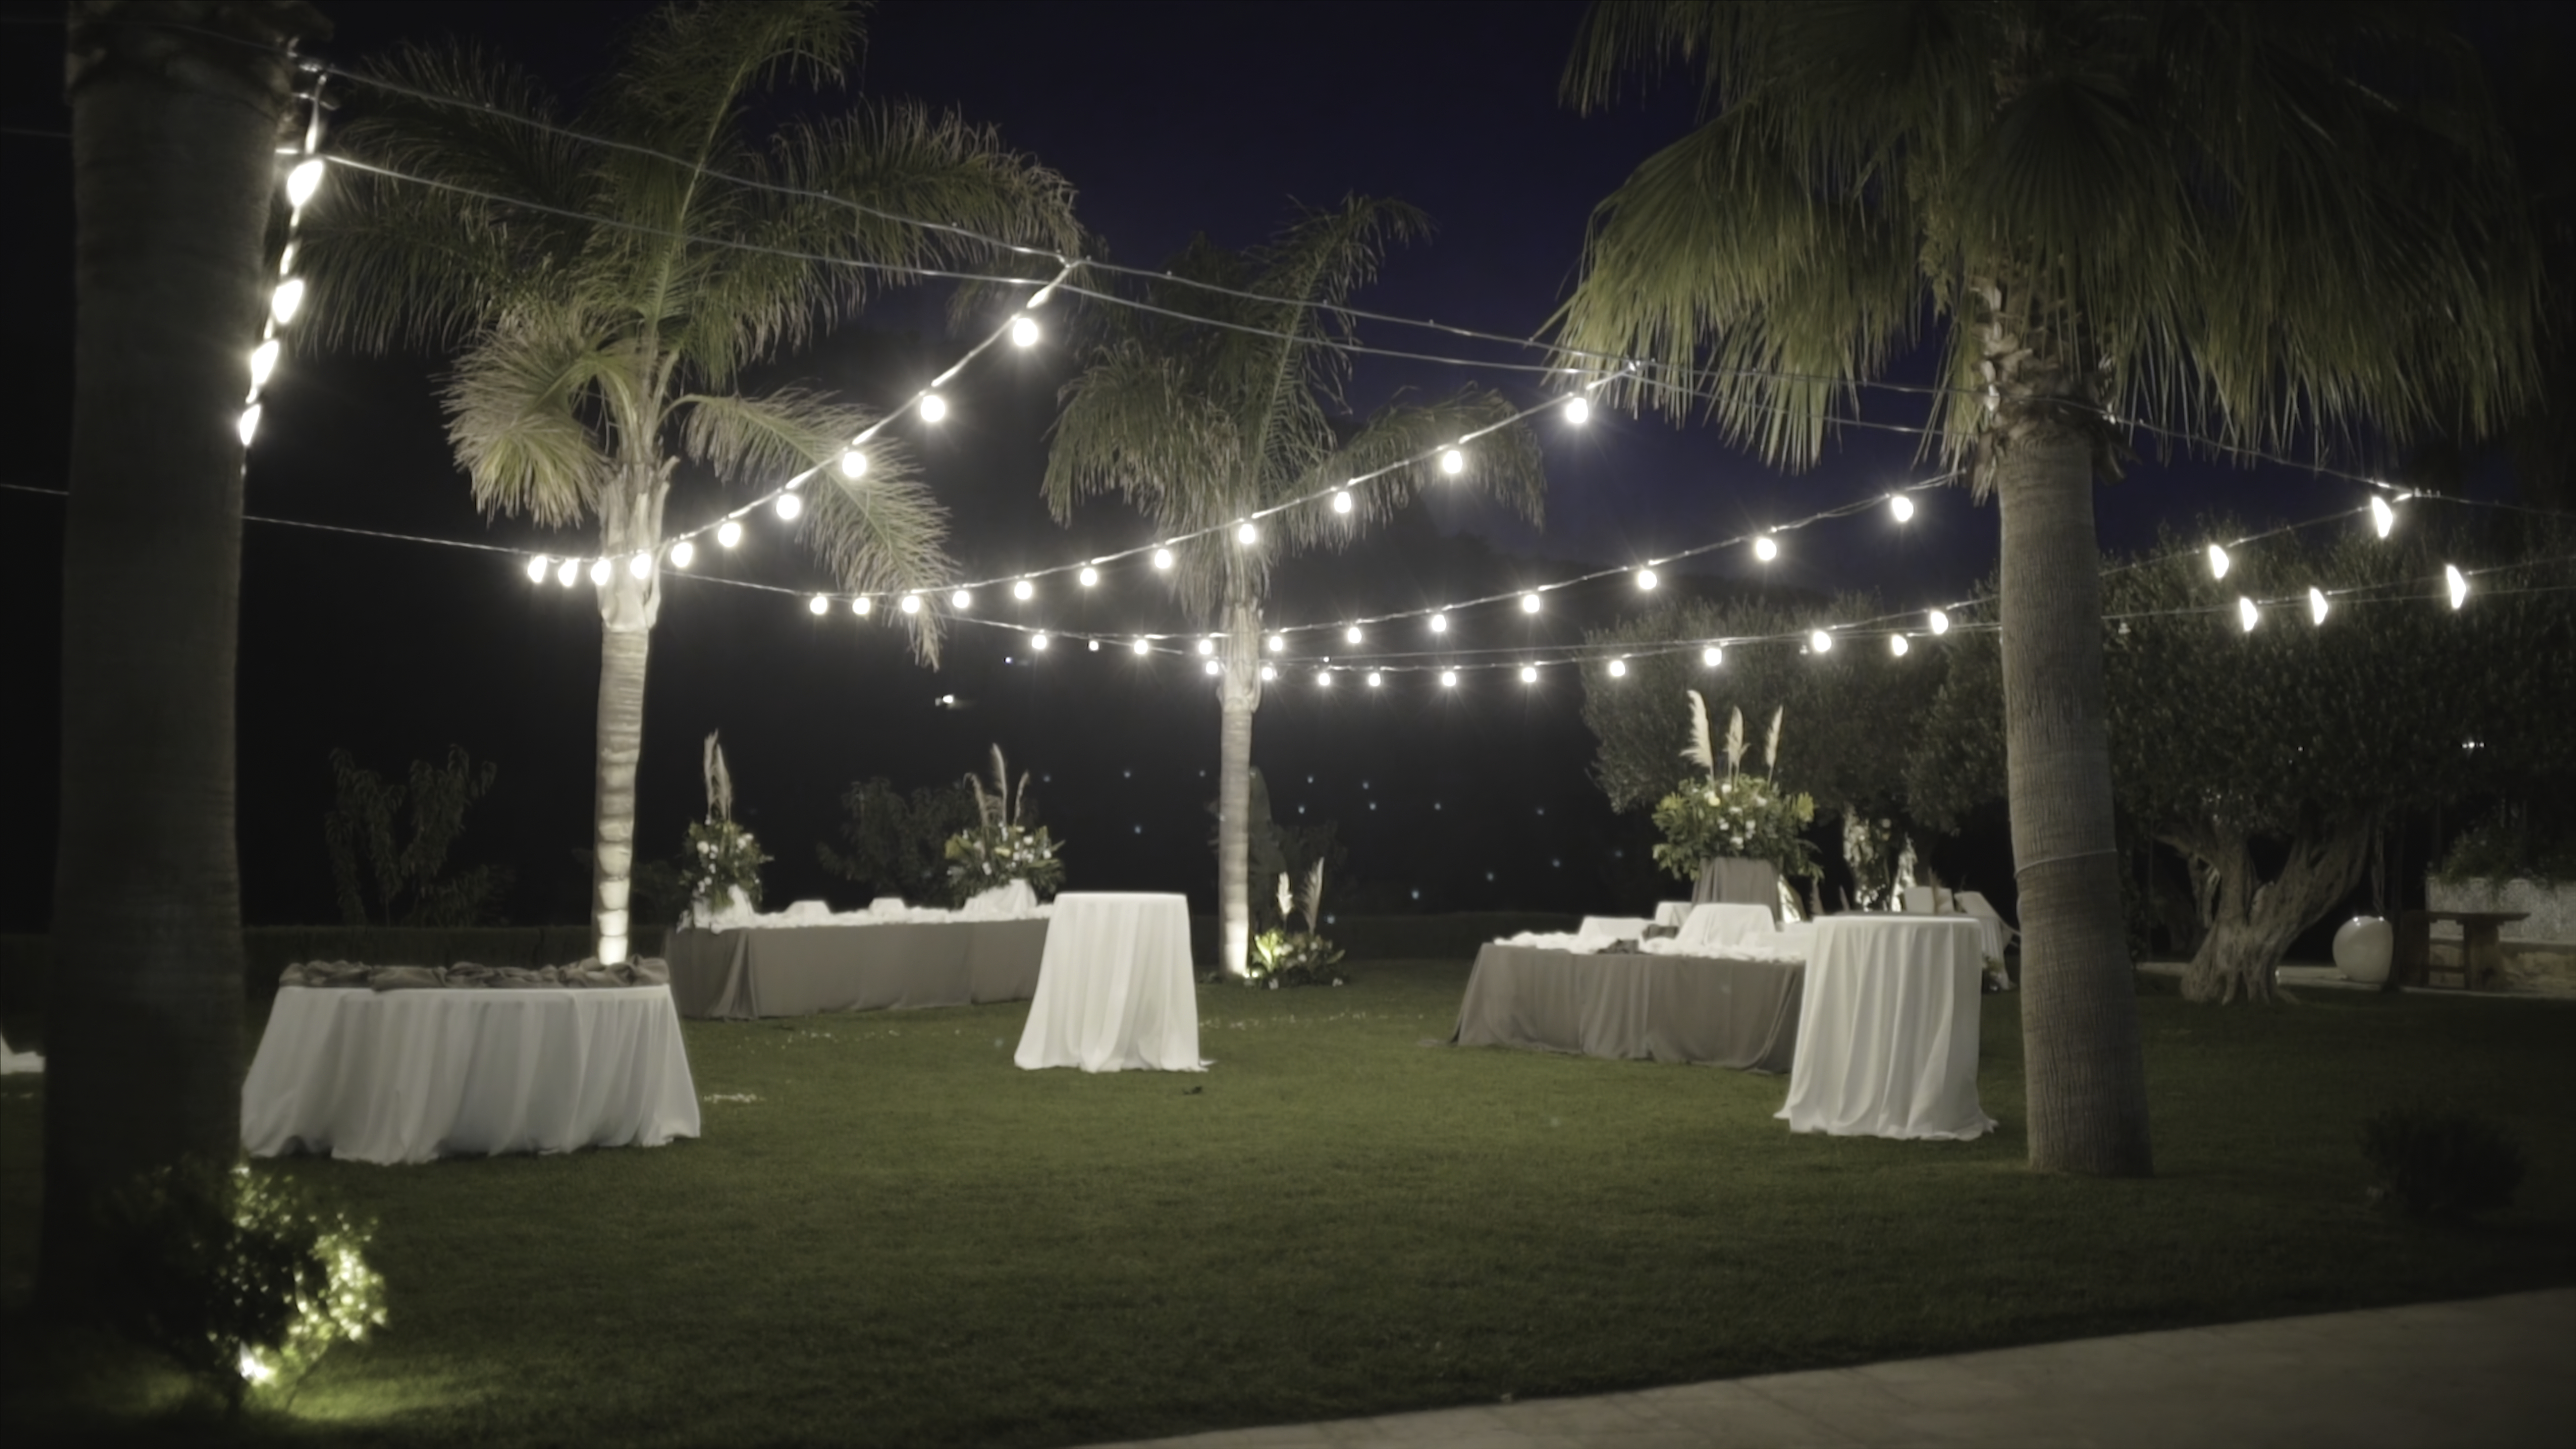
left=1045, top=199, right=1545, bottom=977
left=49, top=0, right=330, bottom=1312
left=302, top=0, right=1080, bottom=963
left=1558, top=3, right=2542, bottom=1175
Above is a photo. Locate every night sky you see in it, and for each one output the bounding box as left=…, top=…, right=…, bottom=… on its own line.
left=0, top=1, right=2531, bottom=933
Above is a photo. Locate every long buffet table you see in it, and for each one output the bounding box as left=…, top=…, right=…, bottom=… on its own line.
left=1450, top=944, right=1806, bottom=1072
left=664, top=919, right=1049, bottom=1019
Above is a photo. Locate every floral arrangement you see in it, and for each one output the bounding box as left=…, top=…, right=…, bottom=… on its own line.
left=1650, top=693, right=1820, bottom=882
left=1248, top=861, right=1344, bottom=987
left=944, top=746, right=1067, bottom=899
left=683, top=731, right=769, bottom=916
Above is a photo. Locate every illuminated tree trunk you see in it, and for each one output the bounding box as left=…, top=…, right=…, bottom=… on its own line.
left=1995, top=420, right=2155, bottom=1176
left=1216, top=596, right=1261, bottom=978
left=589, top=470, right=663, bottom=964
left=2168, top=822, right=2374, bottom=1004
left=48, top=0, right=326, bottom=1313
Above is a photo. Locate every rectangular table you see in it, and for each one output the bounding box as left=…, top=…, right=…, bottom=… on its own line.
left=1014, top=892, right=1202, bottom=1072
left=665, top=919, right=1049, bottom=1019
left=1450, top=944, right=1807, bottom=1071
left=1777, top=916, right=1993, bottom=1140
left=243, top=985, right=701, bottom=1165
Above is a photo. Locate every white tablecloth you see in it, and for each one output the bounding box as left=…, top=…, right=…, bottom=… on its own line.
left=1778, top=916, right=1994, bottom=1140
left=1014, top=892, right=1204, bottom=1072
left=1676, top=902, right=1779, bottom=954
left=243, top=986, right=701, bottom=1165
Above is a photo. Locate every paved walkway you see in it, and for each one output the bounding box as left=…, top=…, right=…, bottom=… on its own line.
left=1088, top=1289, right=2574, bottom=1448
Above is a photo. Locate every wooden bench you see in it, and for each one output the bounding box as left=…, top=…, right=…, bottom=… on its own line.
left=2391, top=910, right=2529, bottom=992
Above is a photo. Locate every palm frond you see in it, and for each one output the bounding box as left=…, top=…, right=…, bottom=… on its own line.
left=675, top=387, right=873, bottom=486
left=439, top=316, right=617, bottom=525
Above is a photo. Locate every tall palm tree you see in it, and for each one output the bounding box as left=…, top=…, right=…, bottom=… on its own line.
left=302, top=0, right=1080, bottom=963
left=49, top=0, right=330, bottom=1313
left=1046, top=199, right=1545, bottom=977
left=1558, top=2, right=2541, bottom=1175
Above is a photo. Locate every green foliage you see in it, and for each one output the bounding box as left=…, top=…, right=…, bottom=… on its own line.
left=95, top=1159, right=386, bottom=1411
left=2361, top=1107, right=2528, bottom=1222
left=1247, top=861, right=1345, bottom=987
left=683, top=820, right=770, bottom=914
left=943, top=746, right=1067, bottom=900
left=322, top=746, right=510, bottom=928
left=1650, top=774, right=1820, bottom=882
left=2436, top=806, right=2576, bottom=889
left=1208, top=770, right=1347, bottom=928
left=818, top=776, right=979, bottom=903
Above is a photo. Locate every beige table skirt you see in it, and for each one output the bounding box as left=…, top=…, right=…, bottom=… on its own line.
left=666, top=921, right=1049, bottom=1019
left=1450, top=944, right=1805, bottom=1071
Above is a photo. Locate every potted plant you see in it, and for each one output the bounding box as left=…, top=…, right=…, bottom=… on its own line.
left=1651, top=695, right=1818, bottom=914
left=682, top=732, right=769, bottom=927
left=943, top=746, right=1066, bottom=904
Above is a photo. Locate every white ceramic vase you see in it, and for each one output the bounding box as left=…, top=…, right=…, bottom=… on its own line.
left=2333, top=916, right=2394, bottom=985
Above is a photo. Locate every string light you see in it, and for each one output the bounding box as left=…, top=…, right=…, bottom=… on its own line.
left=2308, top=587, right=2329, bottom=625
left=838, top=449, right=868, bottom=480
left=1809, top=629, right=1833, bottom=653
left=774, top=492, right=802, bottom=521
left=1332, top=489, right=1353, bottom=514
left=2237, top=596, right=2260, bottom=632
left=248, top=338, right=280, bottom=390
left=237, top=404, right=262, bottom=446
left=1079, top=566, right=1099, bottom=587
left=1754, top=536, right=1778, bottom=562
left=1608, top=658, right=1628, bottom=677
left=1439, top=447, right=1464, bottom=475
left=1013, top=579, right=1034, bottom=601
left=951, top=588, right=972, bottom=609
left=1009, top=315, right=1040, bottom=348
left=1702, top=645, right=1722, bottom=667
left=918, top=393, right=947, bottom=423
left=1928, top=608, right=1950, bottom=635
left=851, top=596, right=871, bottom=615
left=1031, top=632, right=1049, bottom=649
left=285, top=157, right=326, bottom=208
left=808, top=594, right=828, bottom=615
left=1087, top=639, right=1099, bottom=651
left=1429, top=613, right=1448, bottom=633
left=1260, top=664, right=1276, bottom=681
left=556, top=559, right=579, bottom=587
left=1267, top=635, right=1285, bottom=653
left=1520, top=592, right=1540, bottom=613
left=1346, top=625, right=1363, bottom=644
left=1889, top=635, right=1910, bottom=656
left=1366, top=670, right=1383, bottom=687
left=1521, top=665, right=1539, bottom=682
left=1317, top=668, right=1333, bottom=686
left=1889, top=494, right=1915, bottom=523
left=588, top=558, right=611, bottom=586
left=2371, top=496, right=2397, bottom=538
left=1197, top=638, right=1216, bottom=656
left=1563, top=396, right=1590, bottom=425
left=526, top=555, right=550, bottom=583
left=2446, top=565, right=2469, bottom=609
left=669, top=540, right=694, bottom=569
left=2207, top=543, right=2231, bottom=580
left=1636, top=568, right=1657, bottom=590
left=1440, top=670, right=1459, bottom=688
left=1203, top=659, right=1220, bottom=676
left=900, top=593, right=921, bottom=614
left=717, top=520, right=743, bottom=548
left=627, top=553, right=651, bottom=579
left=1236, top=521, right=1257, bottom=545
left=269, top=278, right=306, bottom=325
left=1152, top=547, right=1174, bottom=570
left=1132, top=638, right=1148, bottom=654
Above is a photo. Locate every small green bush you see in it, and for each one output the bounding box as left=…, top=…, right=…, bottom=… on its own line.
left=2359, top=1107, right=2527, bottom=1222
left=96, top=1159, right=387, bottom=1410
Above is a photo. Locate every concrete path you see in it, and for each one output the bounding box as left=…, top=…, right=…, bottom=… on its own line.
left=1088, top=1289, right=2574, bottom=1448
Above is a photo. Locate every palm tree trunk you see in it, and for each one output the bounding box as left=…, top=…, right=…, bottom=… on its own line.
left=1216, top=597, right=1262, bottom=978
left=47, top=0, right=319, bottom=1314
left=1995, top=427, right=2155, bottom=1176
left=589, top=525, right=658, bottom=963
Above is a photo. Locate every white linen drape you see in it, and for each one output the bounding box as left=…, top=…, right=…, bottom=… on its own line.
left=1014, top=893, right=1204, bottom=1072
left=1777, top=916, right=1994, bottom=1140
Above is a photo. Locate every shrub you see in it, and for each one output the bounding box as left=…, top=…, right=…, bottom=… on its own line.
left=96, top=1159, right=387, bottom=1410
left=2359, top=1107, right=2527, bottom=1222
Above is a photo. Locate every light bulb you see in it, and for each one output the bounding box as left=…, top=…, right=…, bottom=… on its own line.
left=1703, top=646, right=1722, bottom=667
left=270, top=278, right=305, bottom=325
left=900, top=593, right=921, bottom=614
left=1430, top=613, right=1448, bottom=634
left=1260, top=664, right=1276, bottom=682
left=2309, top=586, right=2329, bottom=625
left=951, top=588, right=971, bottom=609
left=1521, top=593, right=1540, bottom=613
left=1197, top=637, right=1216, bottom=656
left=1345, top=625, right=1362, bottom=644
left=276, top=239, right=296, bottom=276
left=236, top=404, right=261, bottom=446
left=918, top=393, right=947, bottom=422
left=1439, top=446, right=1464, bottom=475
left=1929, top=608, right=1950, bottom=635
left=1132, top=638, right=1148, bottom=655
left=1203, top=659, right=1221, bottom=676
left=1031, top=633, right=1049, bottom=650
left=1890, top=493, right=1915, bottom=523
left=2237, top=596, right=2259, bottom=632
left=1267, top=635, right=1285, bottom=653
left=285, top=157, right=325, bottom=208
left=1520, top=665, right=1538, bottom=683
left=1332, top=489, right=1353, bottom=515
left=1810, top=629, right=1833, bottom=653
left=1317, top=669, right=1333, bottom=687
left=556, top=559, right=579, bottom=587
left=1754, top=535, right=1778, bottom=562
left=1564, top=396, right=1590, bottom=424
left=1237, top=521, right=1257, bottom=545
left=2207, top=543, right=2231, bottom=579
left=1608, top=658, right=1628, bottom=678
left=1079, top=566, right=1099, bottom=587
left=526, top=554, right=550, bottom=583
left=1087, top=639, right=1099, bottom=651
left=1009, top=315, right=1039, bottom=348
left=670, top=540, right=694, bottom=569
left=810, top=594, right=829, bottom=615
left=839, top=449, right=868, bottom=480
left=775, top=492, right=803, bottom=521
left=2446, top=564, right=2468, bottom=609
left=717, top=520, right=743, bottom=548
left=1889, top=635, right=1910, bottom=656
left=852, top=596, right=871, bottom=615
left=1013, top=579, right=1034, bottom=601
left=249, top=338, right=281, bottom=388
left=628, top=552, right=651, bottom=579
left=1152, top=547, right=1174, bottom=570
left=2370, top=496, right=2396, bottom=538
left=1366, top=671, right=1383, bottom=688
left=1440, top=670, right=1458, bottom=688
left=1636, top=568, right=1657, bottom=590
left=589, top=558, right=611, bottom=586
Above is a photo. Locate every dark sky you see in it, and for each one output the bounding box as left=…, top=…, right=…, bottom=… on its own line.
left=0, top=1, right=2532, bottom=931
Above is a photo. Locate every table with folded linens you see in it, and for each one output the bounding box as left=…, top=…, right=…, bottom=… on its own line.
left=242, top=984, right=700, bottom=1165
left=1450, top=904, right=1808, bottom=1072
left=1014, top=892, right=1203, bottom=1072
left=1776, top=914, right=1994, bottom=1140
left=665, top=918, right=1048, bottom=1019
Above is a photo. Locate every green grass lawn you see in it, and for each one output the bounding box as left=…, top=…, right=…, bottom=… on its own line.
left=4, top=962, right=2573, bottom=1447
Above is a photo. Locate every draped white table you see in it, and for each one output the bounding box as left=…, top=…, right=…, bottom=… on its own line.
left=1014, top=892, right=1203, bottom=1072
left=243, top=986, right=701, bottom=1165
left=1778, top=916, right=1994, bottom=1140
